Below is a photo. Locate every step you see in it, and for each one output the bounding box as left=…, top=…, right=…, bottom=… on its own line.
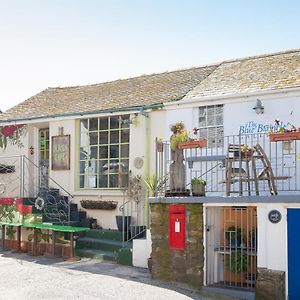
left=85, top=229, right=124, bottom=241
left=75, top=248, right=118, bottom=262
left=117, top=247, right=132, bottom=266
left=76, top=237, right=131, bottom=252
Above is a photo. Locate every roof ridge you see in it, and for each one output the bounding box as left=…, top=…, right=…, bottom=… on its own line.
left=220, top=47, right=300, bottom=65
left=47, top=63, right=219, bottom=90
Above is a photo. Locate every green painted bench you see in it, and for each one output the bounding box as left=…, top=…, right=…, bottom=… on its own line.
left=0, top=221, right=89, bottom=259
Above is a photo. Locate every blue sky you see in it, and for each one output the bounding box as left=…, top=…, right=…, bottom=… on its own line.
left=0, top=0, right=299, bottom=111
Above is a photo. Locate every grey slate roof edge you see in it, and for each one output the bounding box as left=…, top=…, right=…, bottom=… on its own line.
left=0, top=102, right=164, bottom=124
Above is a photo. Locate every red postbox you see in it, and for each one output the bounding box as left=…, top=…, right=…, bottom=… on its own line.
left=169, top=204, right=185, bottom=250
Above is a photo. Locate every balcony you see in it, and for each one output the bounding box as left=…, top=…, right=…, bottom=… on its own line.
left=155, top=133, right=300, bottom=199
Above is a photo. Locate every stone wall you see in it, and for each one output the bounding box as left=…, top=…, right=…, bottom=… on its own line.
left=255, top=268, right=285, bottom=300
left=150, top=203, right=203, bottom=288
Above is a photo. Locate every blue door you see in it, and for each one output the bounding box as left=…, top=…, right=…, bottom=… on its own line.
left=288, top=208, right=300, bottom=299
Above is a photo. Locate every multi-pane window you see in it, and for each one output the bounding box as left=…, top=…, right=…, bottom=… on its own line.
left=79, top=115, right=130, bottom=189
left=199, top=105, right=224, bottom=147
left=39, top=128, right=49, bottom=161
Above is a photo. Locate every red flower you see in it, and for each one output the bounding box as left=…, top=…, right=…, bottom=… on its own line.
left=2, top=125, right=17, bottom=137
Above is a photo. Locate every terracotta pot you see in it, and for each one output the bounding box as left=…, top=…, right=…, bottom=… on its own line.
left=178, top=139, right=207, bottom=149
left=192, top=183, right=206, bottom=196
left=269, top=131, right=300, bottom=142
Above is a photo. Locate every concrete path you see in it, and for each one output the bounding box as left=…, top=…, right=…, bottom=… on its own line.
left=0, top=252, right=238, bottom=300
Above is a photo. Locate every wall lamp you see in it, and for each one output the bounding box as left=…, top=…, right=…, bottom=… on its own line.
left=253, top=99, right=264, bottom=115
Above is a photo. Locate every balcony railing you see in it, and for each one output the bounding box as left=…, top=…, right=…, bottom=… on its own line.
left=155, top=133, right=300, bottom=197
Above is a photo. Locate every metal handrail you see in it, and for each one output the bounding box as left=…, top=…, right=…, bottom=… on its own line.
left=23, top=155, right=74, bottom=198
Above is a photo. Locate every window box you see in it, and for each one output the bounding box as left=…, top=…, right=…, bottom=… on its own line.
left=269, top=131, right=300, bottom=142
left=178, top=139, right=207, bottom=149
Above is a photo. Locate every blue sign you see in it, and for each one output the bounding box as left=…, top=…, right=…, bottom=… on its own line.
left=239, top=121, right=288, bottom=134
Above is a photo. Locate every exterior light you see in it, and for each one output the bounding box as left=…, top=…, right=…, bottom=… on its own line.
left=253, top=99, right=264, bottom=115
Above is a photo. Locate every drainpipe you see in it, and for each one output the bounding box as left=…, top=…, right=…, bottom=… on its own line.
left=144, top=113, right=150, bottom=228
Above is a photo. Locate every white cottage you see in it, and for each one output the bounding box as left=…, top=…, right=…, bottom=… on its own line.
left=149, top=49, right=300, bottom=299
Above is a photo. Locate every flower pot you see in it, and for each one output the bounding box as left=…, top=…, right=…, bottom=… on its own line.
left=269, top=131, right=300, bottom=142
left=191, top=183, right=205, bottom=196
left=116, top=215, right=131, bottom=232
left=177, top=139, right=207, bottom=149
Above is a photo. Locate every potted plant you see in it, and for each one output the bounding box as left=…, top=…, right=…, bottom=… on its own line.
left=226, top=250, right=248, bottom=273
left=269, top=120, right=300, bottom=142
left=144, top=174, right=168, bottom=197
left=170, top=121, right=189, bottom=151
left=191, top=178, right=206, bottom=196
left=177, top=127, right=207, bottom=149
left=225, top=226, right=245, bottom=247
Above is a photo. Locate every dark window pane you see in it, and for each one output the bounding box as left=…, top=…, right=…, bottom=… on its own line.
left=80, top=175, right=85, bottom=188
left=110, top=130, right=119, bottom=144
left=121, top=115, right=130, bottom=128
left=100, top=160, right=109, bottom=173
left=90, top=146, right=98, bottom=159
left=89, top=118, right=98, bottom=131
left=110, top=116, right=119, bottom=129
left=89, top=132, right=98, bottom=145
left=99, top=118, right=108, bottom=130
left=109, top=174, right=119, bottom=188
left=110, top=145, right=119, bottom=158
left=79, top=161, right=86, bottom=173
left=120, top=159, right=129, bottom=173
left=109, top=159, right=120, bottom=173
left=80, top=147, right=89, bottom=160
left=99, top=132, right=108, bottom=144
left=99, top=146, right=108, bottom=159
left=121, top=130, right=130, bottom=143
left=99, top=175, right=108, bottom=188
left=89, top=159, right=98, bottom=174
left=121, top=144, right=129, bottom=157
left=119, top=174, right=129, bottom=188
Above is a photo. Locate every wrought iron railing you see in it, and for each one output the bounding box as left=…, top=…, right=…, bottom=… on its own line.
left=119, top=191, right=147, bottom=247
left=156, top=133, right=300, bottom=197
left=0, top=155, right=73, bottom=224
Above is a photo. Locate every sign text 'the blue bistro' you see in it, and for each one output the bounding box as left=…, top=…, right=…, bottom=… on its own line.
left=239, top=121, right=288, bottom=134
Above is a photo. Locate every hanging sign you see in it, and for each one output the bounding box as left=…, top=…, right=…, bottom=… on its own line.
left=52, top=135, right=70, bottom=170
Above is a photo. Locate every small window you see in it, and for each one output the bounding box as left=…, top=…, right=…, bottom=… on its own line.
left=199, top=105, right=224, bottom=147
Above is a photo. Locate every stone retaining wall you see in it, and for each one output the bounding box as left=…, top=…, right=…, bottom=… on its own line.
left=150, top=203, right=203, bottom=288
left=255, top=268, right=285, bottom=300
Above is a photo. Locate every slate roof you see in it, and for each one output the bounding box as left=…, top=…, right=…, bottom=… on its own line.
left=184, top=49, right=300, bottom=101
left=2, top=48, right=300, bottom=122
left=0, top=65, right=217, bottom=122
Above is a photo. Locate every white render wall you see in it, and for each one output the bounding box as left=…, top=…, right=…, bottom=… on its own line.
left=165, top=93, right=300, bottom=138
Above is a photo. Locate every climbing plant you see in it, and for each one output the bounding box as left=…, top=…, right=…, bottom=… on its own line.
left=0, top=124, right=27, bottom=149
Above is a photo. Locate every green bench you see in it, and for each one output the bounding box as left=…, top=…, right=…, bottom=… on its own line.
left=0, top=221, right=89, bottom=259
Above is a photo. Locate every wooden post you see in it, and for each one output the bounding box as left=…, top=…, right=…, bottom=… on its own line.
left=1, top=225, right=5, bottom=251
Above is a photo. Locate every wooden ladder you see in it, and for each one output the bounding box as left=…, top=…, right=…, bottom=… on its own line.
left=225, top=144, right=277, bottom=196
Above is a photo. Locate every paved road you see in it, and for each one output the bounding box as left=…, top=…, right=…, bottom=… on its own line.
left=0, top=253, right=211, bottom=300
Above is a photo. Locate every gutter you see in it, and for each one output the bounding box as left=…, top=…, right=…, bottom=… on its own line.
left=0, top=103, right=164, bottom=124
